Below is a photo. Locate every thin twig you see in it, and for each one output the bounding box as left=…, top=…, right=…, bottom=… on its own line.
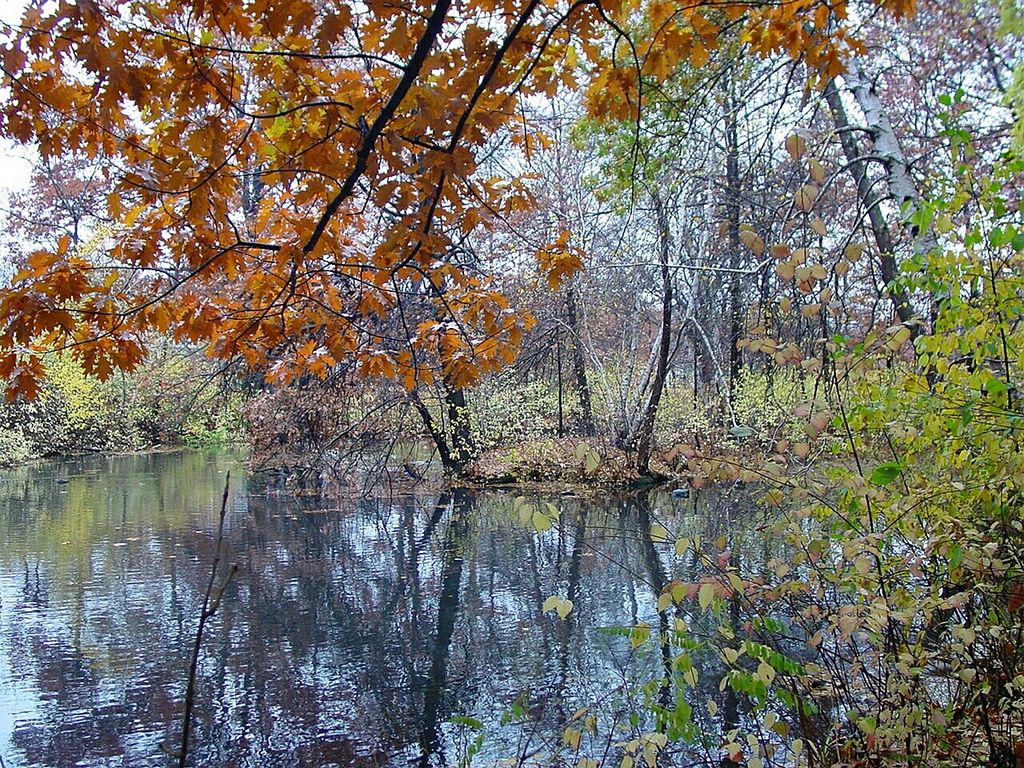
left=178, top=475, right=237, bottom=768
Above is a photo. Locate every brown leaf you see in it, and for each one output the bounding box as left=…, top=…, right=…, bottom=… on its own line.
left=1009, top=582, right=1024, bottom=613
left=740, top=228, right=765, bottom=256
left=795, top=184, right=819, bottom=213
left=785, top=134, right=807, bottom=161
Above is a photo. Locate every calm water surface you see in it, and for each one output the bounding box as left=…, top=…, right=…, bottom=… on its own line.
left=0, top=450, right=769, bottom=767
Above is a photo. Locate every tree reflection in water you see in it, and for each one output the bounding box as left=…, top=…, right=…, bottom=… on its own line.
left=0, top=452, right=774, bottom=767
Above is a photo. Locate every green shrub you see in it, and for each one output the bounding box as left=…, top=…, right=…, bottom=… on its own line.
left=0, top=426, right=30, bottom=466
left=181, top=394, right=245, bottom=447
left=655, top=368, right=811, bottom=445
left=0, top=347, right=247, bottom=463
left=471, top=373, right=579, bottom=448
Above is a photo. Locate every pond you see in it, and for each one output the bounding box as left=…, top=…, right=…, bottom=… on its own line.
left=0, top=450, right=774, bottom=767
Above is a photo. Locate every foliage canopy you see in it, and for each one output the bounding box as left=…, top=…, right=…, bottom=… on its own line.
left=0, top=0, right=912, bottom=399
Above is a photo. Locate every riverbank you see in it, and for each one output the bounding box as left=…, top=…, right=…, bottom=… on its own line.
left=0, top=348, right=245, bottom=469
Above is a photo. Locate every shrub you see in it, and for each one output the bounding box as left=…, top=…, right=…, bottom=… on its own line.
left=0, top=426, right=30, bottom=466
left=471, top=373, right=579, bottom=448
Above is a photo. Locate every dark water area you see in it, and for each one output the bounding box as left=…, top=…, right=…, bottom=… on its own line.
left=0, top=450, right=772, bottom=767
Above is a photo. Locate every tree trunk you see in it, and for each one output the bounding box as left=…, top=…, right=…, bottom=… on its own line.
left=844, top=63, right=940, bottom=260
left=444, top=385, right=475, bottom=473
left=411, top=391, right=453, bottom=472
left=724, top=69, right=744, bottom=408
left=411, top=383, right=476, bottom=476
left=848, top=65, right=944, bottom=323
left=824, top=72, right=929, bottom=333
left=418, top=489, right=470, bottom=761
left=633, top=192, right=673, bottom=476
left=565, top=284, right=596, bottom=436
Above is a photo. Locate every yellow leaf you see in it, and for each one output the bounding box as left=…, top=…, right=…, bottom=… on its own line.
left=545, top=595, right=573, bottom=619
left=566, top=45, right=579, bottom=70
left=683, top=667, right=698, bottom=686
left=698, top=581, right=716, bottom=610
left=557, top=598, right=574, bottom=619
left=886, top=325, right=912, bottom=350
left=630, top=623, right=650, bottom=648
left=563, top=727, right=582, bottom=749
left=854, top=555, right=872, bottom=575
left=808, top=157, right=826, bottom=183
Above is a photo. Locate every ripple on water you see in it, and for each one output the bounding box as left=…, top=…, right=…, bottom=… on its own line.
left=1, top=452, right=761, bottom=767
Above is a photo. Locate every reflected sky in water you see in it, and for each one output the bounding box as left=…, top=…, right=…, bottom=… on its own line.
left=0, top=450, right=772, bottom=767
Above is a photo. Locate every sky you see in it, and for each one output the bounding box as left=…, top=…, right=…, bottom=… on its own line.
left=0, top=143, right=34, bottom=196
left=1, top=0, right=33, bottom=282
left=0, top=0, right=31, bottom=197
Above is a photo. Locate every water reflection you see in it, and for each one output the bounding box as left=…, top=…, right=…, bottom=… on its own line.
left=0, top=451, right=772, bottom=767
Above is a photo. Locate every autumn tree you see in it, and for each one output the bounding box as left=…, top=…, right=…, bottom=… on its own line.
left=0, top=0, right=915, bottom=472
left=1, top=154, right=112, bottom=254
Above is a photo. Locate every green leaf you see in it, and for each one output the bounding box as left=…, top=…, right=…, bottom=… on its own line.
left=986, top=375, right=1008, bottom=396
left=450, top=715, right=483, bottom=730
left=868, top=462, right=902, bottom=485
left=949, top=544, right=964, bottom=569
left=856, top=715, right=876, bottom=735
